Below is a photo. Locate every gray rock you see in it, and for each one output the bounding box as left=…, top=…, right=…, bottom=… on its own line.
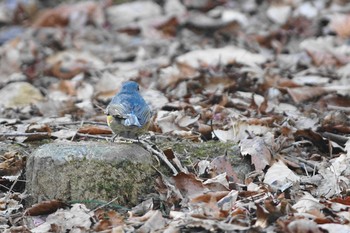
left=26, top=141, right=156, bottom=207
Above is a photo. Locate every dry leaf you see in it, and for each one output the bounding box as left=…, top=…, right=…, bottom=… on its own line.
left=176, top=46, right=267, bottom=69
left=209, top=155, right=240, bottom=182
left=136, top=210, right=166, bottom=233
left=25, top=200, right=68, bottom=216
left=287, top=219, right=322, bottom=233
left=78, top=125, right=111, bottom=135
left=293, top=192, right=324, bottom=213
left=33, top=1, right=105, bottom=28
left=0, top=151, right=25, bottom=176
left=330, top=14, right=350, bottom=38
left=172, top=172, right=208, bottom=199
left=94, top=209, right=125, bottom=232
left=240, top=137, right=272, bottom=172
left=263, top=160, right=300, bottom=188
left=287, top=86, right=329, bottom=103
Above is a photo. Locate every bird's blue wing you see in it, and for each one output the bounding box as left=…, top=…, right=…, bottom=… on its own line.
left=134, top=103, right=152, bottom=126
left=106, top=101, right=128, bottom=119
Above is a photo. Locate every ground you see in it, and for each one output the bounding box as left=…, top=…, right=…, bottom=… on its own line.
left=0, top=0, right=350, bottom=232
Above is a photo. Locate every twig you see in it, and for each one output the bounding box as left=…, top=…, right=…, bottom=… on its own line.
left=52, top=121, right=107, bottom=126
left=0, top=132, right=49, bottom=137
left=75, top=133, right=110, bottom=141
left=321, top=132, right=349, bottom=146
left=302, top=163, right=309, bottom=176
left=139, top=139, right=178, bottom=175
left=91, top=63, right=120, bottom=72
left=284, top=155, right=318, bottom=173
left=90, top=196, right=121, bottom=213
left=327, top=105, right=350, bottom=112
left=172, top=153, right=188, bottom=173
left=0, top=131, right=111, bottom=141
left=12, top=141, right=29, bottom=148
left=4, top=175, right=19, bottom=203
left=71, top=121, right=85, bottom=141
left=69, top=199, right=129, bottom=211
left=0, top=184, right=11, bottom=191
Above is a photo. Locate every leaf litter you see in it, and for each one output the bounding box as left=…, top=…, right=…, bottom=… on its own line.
left=0, top=0, right=350, bottom=232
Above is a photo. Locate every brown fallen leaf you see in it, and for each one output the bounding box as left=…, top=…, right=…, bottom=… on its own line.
left=25, top=200, right=68, bottom=216
left=240, top=137, right=272, bottom=172
left=197, top=123, right=212, bottom=139
left=155, top=174, right=183, bottom=208
left=136, top=210, right=167, bottom=233
left=190, top=194, right=227, bottom=219
left=94, top=209, right=125, bottom=232
left=287, top=219, right=322, bottom=233
left=203, top=173, right=229, bottom=191
left=45, top=51, right=104, bottom=80
left=24, top=123, right=52, bottom=142
left=191, top=191, right=229, bottom=203
left=209, top=155, right=240, bottom=183
left=254, top=203, right=269, bottom=228
left=263, top=160, right=300, bottom=189
left=330, top=14, right=350, bottom=38
left=51, top=60, right=87, bottom=80
left=78, top=125, right=111, bottom=135
left=294, top=129, right=329, bottom=153
left=155, top=16, right=179, bottom=38
left=57, top=80, right=76, bottom=96
left=255, top=198, right=284, bottom=229
left=176, top=46, right=267, bottom=70
left=29, top=204, right=92, bottom=232
left=287, top=86, right=329, bottom=103
left=172, top=172, right=208, bottom=199
left=0, top=151, right=25, bottom=176
left=155, top=110, right=200, bottom=133
left=32, top=1, right=107, bottom=28
left=329, top=196, right=350, bottom=206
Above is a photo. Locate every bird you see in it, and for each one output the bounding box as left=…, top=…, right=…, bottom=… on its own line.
left=105, top=81, right=152, bottom=140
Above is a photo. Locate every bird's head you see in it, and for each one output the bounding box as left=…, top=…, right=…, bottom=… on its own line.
left=120, top=81, right=140, bottom=93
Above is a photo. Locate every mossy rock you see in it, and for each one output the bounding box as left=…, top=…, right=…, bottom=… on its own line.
left=157, top=140, right=252, bottom=181
left=26, top=141, right=157, bottom=207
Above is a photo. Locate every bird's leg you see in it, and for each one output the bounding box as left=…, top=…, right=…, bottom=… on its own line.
left=111, top=134, right=137, bottom=144
left=119, top=138, right=137, bottom=144
left=138, top=133, right=152, bottom=141
left=111, top=134, right=118, bottom=142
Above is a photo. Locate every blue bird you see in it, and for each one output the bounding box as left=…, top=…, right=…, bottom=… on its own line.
left=106, top=81, right=152, bottom=140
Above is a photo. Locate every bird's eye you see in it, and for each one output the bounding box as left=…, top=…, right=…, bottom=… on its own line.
left=137, top=86, right=140, bottom=91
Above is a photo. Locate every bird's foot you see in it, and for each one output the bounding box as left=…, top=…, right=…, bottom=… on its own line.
left=137, top=132, right=154, bottom=141
left=110, top=135, right=138, bottom=144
